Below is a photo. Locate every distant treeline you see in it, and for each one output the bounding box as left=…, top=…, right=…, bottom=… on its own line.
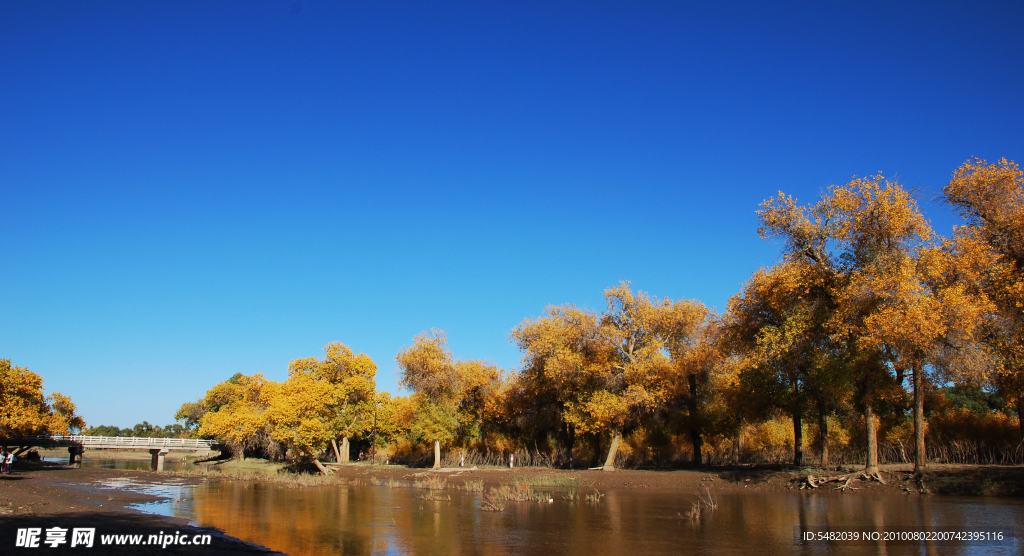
left=176, top=158, right=1024, bottom=476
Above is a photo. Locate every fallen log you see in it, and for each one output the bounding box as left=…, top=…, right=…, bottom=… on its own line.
left=805, top=474, right=851, bottom=489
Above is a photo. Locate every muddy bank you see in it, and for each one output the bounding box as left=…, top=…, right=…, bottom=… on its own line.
left=307, top=461, right=1024, bottom=497
left=0, top=463, right=281, bottom=554
left=172, top=456, right=1024, bottom=498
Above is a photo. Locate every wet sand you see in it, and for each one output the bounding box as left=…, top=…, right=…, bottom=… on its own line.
left=0, top=463, right=281, bottom=554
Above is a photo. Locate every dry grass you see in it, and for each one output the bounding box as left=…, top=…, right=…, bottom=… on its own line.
left=413, top=476, right=447, bottom=490
left=461, top=479, right=484, bottom=492
left=680, top=485, right=717, bottom=521
left=480, top=488, right=505, bottom=512
left=585, top=488, right=604, bottom=503
left=518, top=474, right=582, bottom=487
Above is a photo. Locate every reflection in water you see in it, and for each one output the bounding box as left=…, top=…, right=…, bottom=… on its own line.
left=121, top=479, right=1020, bottom=556
left=78, top=459, right=196, bottom=472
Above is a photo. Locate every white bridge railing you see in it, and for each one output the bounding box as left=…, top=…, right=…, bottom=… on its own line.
left=27, top=435, right=218, bottom=449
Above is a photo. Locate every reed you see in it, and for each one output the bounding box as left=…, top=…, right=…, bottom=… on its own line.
left=480, top=488, right=505, bottom=512
left=413, top=476, right=447, bottom=490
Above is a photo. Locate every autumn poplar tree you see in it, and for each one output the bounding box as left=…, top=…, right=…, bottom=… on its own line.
left=287, top=342, right=378, bottom=463
left=511, top=305, right=607, bottom=464
left=586, top=283, right=676, bottom=470
left=944, top=158, right=1024, bottom=436
left=660, top=299, right=718, bottom=465
left=726, top=262, right=818, bottom=466
left=261, top=342, right=378, bottom=473
left=397, top=330, right=499, bottom=469
left=829, top=175, right=991, bottom=476
left=755, top=189, right=853, bottom=468
left=512, top=284, right=675, bottom=470
left=0, top=359, right=85, bottom=439
left=199, top=373, right=275, bottom=460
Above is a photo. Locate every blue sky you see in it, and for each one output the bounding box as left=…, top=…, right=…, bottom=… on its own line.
left=2, top=1, right=1022, bottom=428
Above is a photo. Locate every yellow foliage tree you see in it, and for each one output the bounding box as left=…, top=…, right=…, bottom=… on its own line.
left=511, top=304, right=607, bottom=463
left=944, top=157, right=1024, bottom=437
left=262, top=342, right=377, bottom=473
left=726, top=262, right=822, bottom=466
left=263, top=370, right=337, bottom=472
left=661, top=303, right=723, bottom=466
left=397, top=330, right=500, bottom=469
left=831, top=175, right=992, bottom=476
left=286, top=342, right=378, bottom=463
left=514, top=283, right=679, bottom=470
left=755, top=187, right=855, bottom=468
left=198, top=373, right=274, bottom=460
left=0, top=359, right=85, bottom=440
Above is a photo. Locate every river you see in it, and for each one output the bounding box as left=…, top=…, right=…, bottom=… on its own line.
left=90, top=474, right=1021, bottom=555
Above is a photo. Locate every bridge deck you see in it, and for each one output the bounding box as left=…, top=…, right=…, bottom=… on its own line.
left=20, top=435, right=218, bottom=451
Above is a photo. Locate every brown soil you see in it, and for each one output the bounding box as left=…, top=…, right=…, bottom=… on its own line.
left=320, top=461, right=1024, bottom=497
left=0, top=462, right=281, bottom=554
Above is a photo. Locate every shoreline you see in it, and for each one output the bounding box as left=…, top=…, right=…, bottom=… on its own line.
left=23, top=455, right=1024, bottom=497
left=291, top=460, right=1024, bottom=497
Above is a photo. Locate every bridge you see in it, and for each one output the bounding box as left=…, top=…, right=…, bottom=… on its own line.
left=8, top=435, right=219, bottom=471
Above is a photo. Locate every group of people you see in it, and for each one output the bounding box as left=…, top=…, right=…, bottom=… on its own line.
left=0, top=449, right=15, bottom=474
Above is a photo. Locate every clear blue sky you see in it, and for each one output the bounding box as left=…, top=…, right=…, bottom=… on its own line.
left=2, top=1, right=1021, bottom=428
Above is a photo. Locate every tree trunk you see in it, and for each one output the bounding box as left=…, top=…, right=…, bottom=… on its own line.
left=558, top=420, right=577, bottom=468
left=313, top=459, right=330, bottom=475
left=603, top=427, right=623, bottom=471
left=331, top=439, right=342, bottom=463
left=865, top=402, right=879, bottom=476
left=590, top=433, right=602, bottom=468
left=687, top=373, right=703, bottom=467
left=341, top=437, right=350, bottom=463
left=690, top=427, right=704, bottom=467
left=1017, top=397, right=1023, bottom=440
left=433, top=440, right=441, bottom=470
left=818, top=403, right=829, bottom=468
left=793, top=411, right=803, bottom=466
left=732, top=428, right=742, bottom=465
left=912, top=363, right=927, bottom=477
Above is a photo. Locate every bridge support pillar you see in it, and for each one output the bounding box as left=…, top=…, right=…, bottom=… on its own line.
left=68, top=446, right=83, bottom=467
left=149, top=448, right=169, bottom=472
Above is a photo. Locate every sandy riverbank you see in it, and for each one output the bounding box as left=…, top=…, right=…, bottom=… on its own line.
left=0, top=463, right=280, bottom=554
left=297, top=460, right=1024, bottom=497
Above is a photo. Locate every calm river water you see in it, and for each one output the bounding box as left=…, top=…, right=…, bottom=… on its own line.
left=103, top=475, right=1020, bottom=556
